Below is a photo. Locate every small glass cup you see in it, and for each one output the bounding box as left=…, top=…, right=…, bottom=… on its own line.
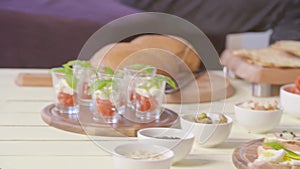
left=73, top=65, right=97, bottom=107
left=51, top=71, right=79, bottom=114
left=91, top=73, right=124, bottom=123
left=111, top=70, right=126, bottom=115
left=122, top=65, right=157, bottom=122
left=123, top=65, right=156, bottom=107
left=130, top=74, right=166, bottom=121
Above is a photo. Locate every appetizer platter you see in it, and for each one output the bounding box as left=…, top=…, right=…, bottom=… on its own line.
left=233, top=131, right=300, bottom=169
left=41, top=60, right=180, bottom=137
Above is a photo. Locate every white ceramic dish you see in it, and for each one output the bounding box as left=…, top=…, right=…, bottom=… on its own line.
left=180, top=113, right=232, bottom=147
left=113, top=143, right=174, bottom=169
left=234, top=102, right=282, bottom=133
left=137, top=127, right=194, bottom=163
left=280, top=83, right=300, bottom=118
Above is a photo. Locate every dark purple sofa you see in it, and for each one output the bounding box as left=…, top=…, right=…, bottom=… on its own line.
left=0, top=0, right=141, bottom=68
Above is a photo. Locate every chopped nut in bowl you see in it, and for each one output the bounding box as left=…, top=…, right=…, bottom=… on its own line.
left=238, top=100, right=279, bottom=111
left=234, top=100, right=282, bottom=133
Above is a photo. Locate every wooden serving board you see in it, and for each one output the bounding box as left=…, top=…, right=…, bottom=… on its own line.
left=232, top=139, right=263, bottom=169
left=221, top=50, right=300, bottom=85
left=166, top=72, right=235, bottom=103
left=41, top=104, right=179, bottom=137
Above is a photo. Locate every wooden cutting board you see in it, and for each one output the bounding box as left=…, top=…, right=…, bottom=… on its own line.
left=15, top=73, right=52, bottom=87
left=221, top=50, right=300, bottom=85
left=16, top=72, right=235, bottom=103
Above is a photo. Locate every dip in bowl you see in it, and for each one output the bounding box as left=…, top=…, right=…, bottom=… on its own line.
left=113, top=143, right=174, bottom=169
left=137, top=127, right=194, bottom=163
left=234, top=100, right=282, bottom=133
left=280, top=84, right=300, bottom=119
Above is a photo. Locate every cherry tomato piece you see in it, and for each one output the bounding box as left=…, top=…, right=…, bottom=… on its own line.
left=96, top=98, right=115, bottom=116
left=57, top=92, right=77, bottom=107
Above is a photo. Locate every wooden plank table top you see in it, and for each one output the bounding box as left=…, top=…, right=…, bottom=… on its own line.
left=0, top=68, right=299, bottom=169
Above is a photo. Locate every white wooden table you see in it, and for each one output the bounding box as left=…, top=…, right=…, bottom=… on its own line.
left=0, top=69, right=299, bottom=169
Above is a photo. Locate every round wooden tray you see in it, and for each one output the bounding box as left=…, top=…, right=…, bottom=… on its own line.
left=232, top=139, right=263, bottom=169
left=41, top=104, right=179, bottom=137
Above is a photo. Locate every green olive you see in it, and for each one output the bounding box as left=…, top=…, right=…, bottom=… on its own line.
left=196, top=112, right=207, bottom=120
left=219, top=114, right=228, bottom=124
left=198, top=117, right=213, bottom=124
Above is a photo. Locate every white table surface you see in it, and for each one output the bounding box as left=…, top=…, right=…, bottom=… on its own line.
left=0, top=68, right=299, bottom=169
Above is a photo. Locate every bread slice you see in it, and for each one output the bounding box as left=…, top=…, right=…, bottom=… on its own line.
left=90, top=42, right=182, bottom=78
left=131, top=35, right=201, bottom=72
left=90, top=42, right=143, bottom=70
left=233, top=48, right=300, bottom=68
left=271, top=41, right=300, bottom=57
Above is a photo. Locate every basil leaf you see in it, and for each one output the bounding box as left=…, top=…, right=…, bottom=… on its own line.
left=65, top=74, right=77, bottom=90
left=154, top=76, right=177, bottom=88
left=138, top=84, right=151, bottom=91
left=88, top=79, right=112, bottom=95
left=128, top=64, right=155, bottom=74
left=104, top=67, right=114, bottom=75
left=164, top=76, right=177, bottom=88
left=128, top=64, right=146, bottom=69
left=50, top=67, right=66, bottom=73
left=63, top=60, right=92, bottom=68
left=79, top=61, right=93, bottom=68
left=63, top=60, right=79, bottom=68
left=64, top=67, right=73, bottom=75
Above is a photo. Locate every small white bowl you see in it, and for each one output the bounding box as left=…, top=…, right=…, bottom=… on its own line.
left=180, top=113, right=233, bottom=147
left=113, top=143, right=174, bottom=169
left=234, top=102, right=282, bottom=133
left=280, top=84, right=300, bottom=118
left=137, top=128, right=194, bottom=163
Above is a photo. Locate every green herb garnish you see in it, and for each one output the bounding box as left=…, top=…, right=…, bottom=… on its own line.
left=104, top=67, right=114, bottom=75
left=127, top=64, right=156, bottom=74
left=88, top=66, right=116, bottom=95
left=128, top=64, right=176, bottom=89
left=50, top=66, right=77, bottom=90
left=50, top=59, right=93, bottom=90
left=65, top=73, right=77, bottom=89
left=88, top=79, right=112, bottom=95
left=63, top=60, right=93, bottom=68
left=264, top=142, right=300, bottom=160
left=136, top=75, right=177, bottom=93
left=153, top=76, right=177, bottom=89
